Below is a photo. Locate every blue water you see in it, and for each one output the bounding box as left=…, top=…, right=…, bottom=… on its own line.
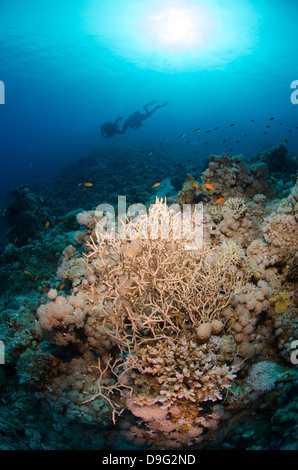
left=0, top=0, right=297, bottom=192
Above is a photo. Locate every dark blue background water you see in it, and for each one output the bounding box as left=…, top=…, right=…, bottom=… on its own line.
left=0, top=0, right=297, bottom=195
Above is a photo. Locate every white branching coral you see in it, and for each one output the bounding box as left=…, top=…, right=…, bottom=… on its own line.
left=223, top=198, right=247, bottom=216
left=220, top=240, right=246, bottom=266
left=84, top=198, right=245, bottom=352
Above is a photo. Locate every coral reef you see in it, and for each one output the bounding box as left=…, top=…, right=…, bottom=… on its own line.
left=4, top=186, right=49, bottom=246
left=32, top=188, right=297, bottom=448
left=201, top=153, right=280, bottom=201
left=0, top=147, right=297, bottom=450
left=251, top=143, right=298, bottom=176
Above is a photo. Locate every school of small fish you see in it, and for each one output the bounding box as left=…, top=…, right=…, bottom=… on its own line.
left=177, top=116, right=295, bottom=150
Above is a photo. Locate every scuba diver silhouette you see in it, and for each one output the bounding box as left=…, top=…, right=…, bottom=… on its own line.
left=100, top=116, right=125, bottom=138
left=122, top=100, right=168, bottom=132
left=100, top=100, right=168, bottom=138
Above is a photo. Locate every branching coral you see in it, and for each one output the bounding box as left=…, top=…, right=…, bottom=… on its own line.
left=220, top=240, right=246, bottom=266
left=83, top=199, right=245, bottom=353
left=131, top=338, right=236, bottom=406
left=35, top=198, right=248, bottom=445
left=223, top=198, right=247, bottom=215
left=83, top=354, right=134, bottom=424
left=123, top=337, right=236, bottom=447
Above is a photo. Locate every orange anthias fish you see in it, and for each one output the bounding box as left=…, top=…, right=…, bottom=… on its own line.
left=84, top=183, right=93, bottom=187
left=24, top=270, right=31, bottom=275
left=44, top=221, right=50, bottom=229
left=152, top=183, right=160, bottom=188
left=192, top=182, right=201, bottom=188
left=205, top=183, right=214, bottom=191
left=59, top=284, right=65, bottom=290
left=216, top=198, right=225, bottom=204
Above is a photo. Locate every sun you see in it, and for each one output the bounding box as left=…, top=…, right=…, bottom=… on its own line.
left=156, top=9, right=197, bottom=45
left=141, top=2, right=217, bottom=52
left=84, top=0, right=259, bottom=71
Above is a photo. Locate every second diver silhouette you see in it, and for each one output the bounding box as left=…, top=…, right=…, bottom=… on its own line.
left=100, top=116, right=124, bottom=138
left=100, top=100, right=168, bottom=138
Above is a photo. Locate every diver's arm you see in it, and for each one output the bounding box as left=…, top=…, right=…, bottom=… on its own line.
left=114, top=116, right=126, bottom=134
left=154, top=101, right=168, bottom=110
left=114, top=116, right=123, bottom=124
left=143, top=100, right=168, bottom=114
left=143, top=100, right=156, bottom=114
left=143, top=101, right=168, bottom=118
